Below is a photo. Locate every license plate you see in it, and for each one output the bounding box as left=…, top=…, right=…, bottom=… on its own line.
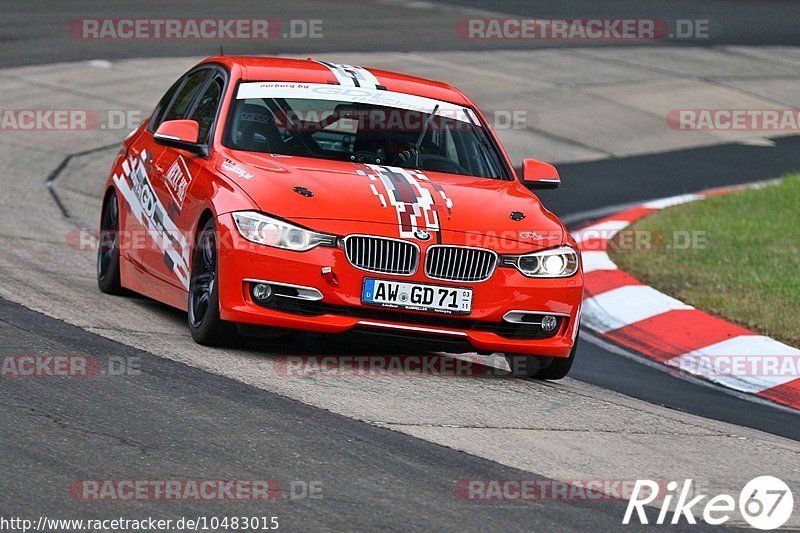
left=362, top=278, right=472, bottom=315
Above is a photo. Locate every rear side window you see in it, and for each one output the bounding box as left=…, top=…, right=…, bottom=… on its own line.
left=162, top=70, right=210, bottom=123
left=188, top=76, right=223, bottom=144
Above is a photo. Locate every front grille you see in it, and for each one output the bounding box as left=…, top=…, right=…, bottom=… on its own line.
left=425, top=246, right=497, bottom=282
left=344, top=235, right=419, bottom=275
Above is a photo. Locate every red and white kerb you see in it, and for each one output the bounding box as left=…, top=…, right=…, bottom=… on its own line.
left=576, top=185, right=800, bottom=411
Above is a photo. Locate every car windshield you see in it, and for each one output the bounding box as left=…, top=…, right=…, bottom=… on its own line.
left=225, top=82, right=507, bottom=179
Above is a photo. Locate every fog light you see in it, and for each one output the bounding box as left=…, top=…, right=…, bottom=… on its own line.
left=252, top=283, right=273, bottom=301
left=541, top=315, right=558, bottom=332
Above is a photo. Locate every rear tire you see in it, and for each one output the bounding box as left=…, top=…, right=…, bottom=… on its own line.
left=97, top=190, right=125, bottom=295
left=188, top=219, right=240, bottom=346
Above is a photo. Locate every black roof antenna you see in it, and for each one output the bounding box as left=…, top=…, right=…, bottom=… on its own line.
left=219, top=45, right=224, bottom=56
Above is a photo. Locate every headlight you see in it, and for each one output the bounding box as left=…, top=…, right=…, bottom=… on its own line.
left=501, top=246, right=579, bottom=278
left=232, top=211, right=336, bottom=251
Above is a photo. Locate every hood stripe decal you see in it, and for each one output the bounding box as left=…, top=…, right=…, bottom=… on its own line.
left=362, top=164, right=453, bottom=242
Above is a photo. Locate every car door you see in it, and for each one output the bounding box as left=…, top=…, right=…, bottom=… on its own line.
left=118, top=74, right=191, bottom=269
left=145, top=69, right=225, bottom=290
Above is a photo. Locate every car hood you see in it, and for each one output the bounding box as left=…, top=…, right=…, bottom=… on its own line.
left=215, top=151, right=566, bottom=252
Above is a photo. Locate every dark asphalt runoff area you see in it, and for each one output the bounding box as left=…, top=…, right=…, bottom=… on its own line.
left=434, top=0, right=800, bottom=47
left=538, top=135, right=800, bottom=218
left=0, top=297, right=682, bottom=532
left=2, top=0, right=799, bottom=68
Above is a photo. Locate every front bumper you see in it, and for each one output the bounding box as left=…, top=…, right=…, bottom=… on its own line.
left=216, top=214, right=583, bottom=357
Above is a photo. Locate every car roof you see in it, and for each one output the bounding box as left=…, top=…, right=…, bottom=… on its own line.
left=199, top=56, right=472, bottom=106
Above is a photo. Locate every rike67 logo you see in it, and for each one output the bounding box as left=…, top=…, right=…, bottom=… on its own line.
left=624, top=476, right=793, bottom=529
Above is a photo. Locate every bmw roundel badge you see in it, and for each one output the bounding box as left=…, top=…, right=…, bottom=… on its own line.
left=414, top=230, right=432, bottom=241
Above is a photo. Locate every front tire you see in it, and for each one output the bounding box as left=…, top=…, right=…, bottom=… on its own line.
left=505, top=331, right=580, bottom=380
left=188, top=218, right=239, bottom=346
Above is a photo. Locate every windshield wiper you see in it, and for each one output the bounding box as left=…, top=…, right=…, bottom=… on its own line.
left=463, top=107, right=491, bottom=152
left=414, top=104, right=439, bottom=169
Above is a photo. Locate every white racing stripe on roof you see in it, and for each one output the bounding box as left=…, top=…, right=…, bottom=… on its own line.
left=665, top=336, right=800, bottom=393
left=316, top=61, right=382, bottom=89
left=582, top=285, right=693, bottom=333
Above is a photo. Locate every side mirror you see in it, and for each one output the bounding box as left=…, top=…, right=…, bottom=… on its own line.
left=521, top=158, right=560, bottom=189
left=154, top=119, right=207, bottom=156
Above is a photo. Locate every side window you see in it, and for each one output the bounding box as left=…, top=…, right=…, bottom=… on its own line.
left=150, top=79, right=181, bottom=131
left=162, top=70, right=210, bottom=123
left=188, top=76, right=223, bottom=144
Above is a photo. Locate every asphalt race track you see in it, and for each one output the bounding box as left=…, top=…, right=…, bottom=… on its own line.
left=1, top=1, right=800, bottom=531
left=2, top=297, right=678, bottom=531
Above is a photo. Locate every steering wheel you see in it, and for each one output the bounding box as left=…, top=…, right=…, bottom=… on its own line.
left=350, top=150, right=388, bottom=164
left=394, top=148, right=468, bottom=174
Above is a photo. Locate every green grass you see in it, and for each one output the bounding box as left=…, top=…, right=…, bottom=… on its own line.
left=608, top=175, right=800, bottom=347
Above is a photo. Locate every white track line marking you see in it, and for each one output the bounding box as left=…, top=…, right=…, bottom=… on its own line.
left=573, top=220, right=630, bottom=243
left=641, top=193, right=702, bottom=209
left=581, top=251, right=617, bottom=273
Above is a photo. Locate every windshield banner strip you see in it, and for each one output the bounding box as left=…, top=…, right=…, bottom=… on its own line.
left=236, top=82, right=471, bottom=123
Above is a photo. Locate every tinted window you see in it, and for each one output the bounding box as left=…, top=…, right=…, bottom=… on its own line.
left=150, top=79, right=182, bottom=130
left=225, top=97, right=506, bottom=179
left=163, top=70, right=210, bottom=123
left=189, top=76, right=223, bottom=144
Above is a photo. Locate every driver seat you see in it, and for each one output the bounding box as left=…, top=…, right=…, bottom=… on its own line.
left=231, top=103, right=284, bottom=152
